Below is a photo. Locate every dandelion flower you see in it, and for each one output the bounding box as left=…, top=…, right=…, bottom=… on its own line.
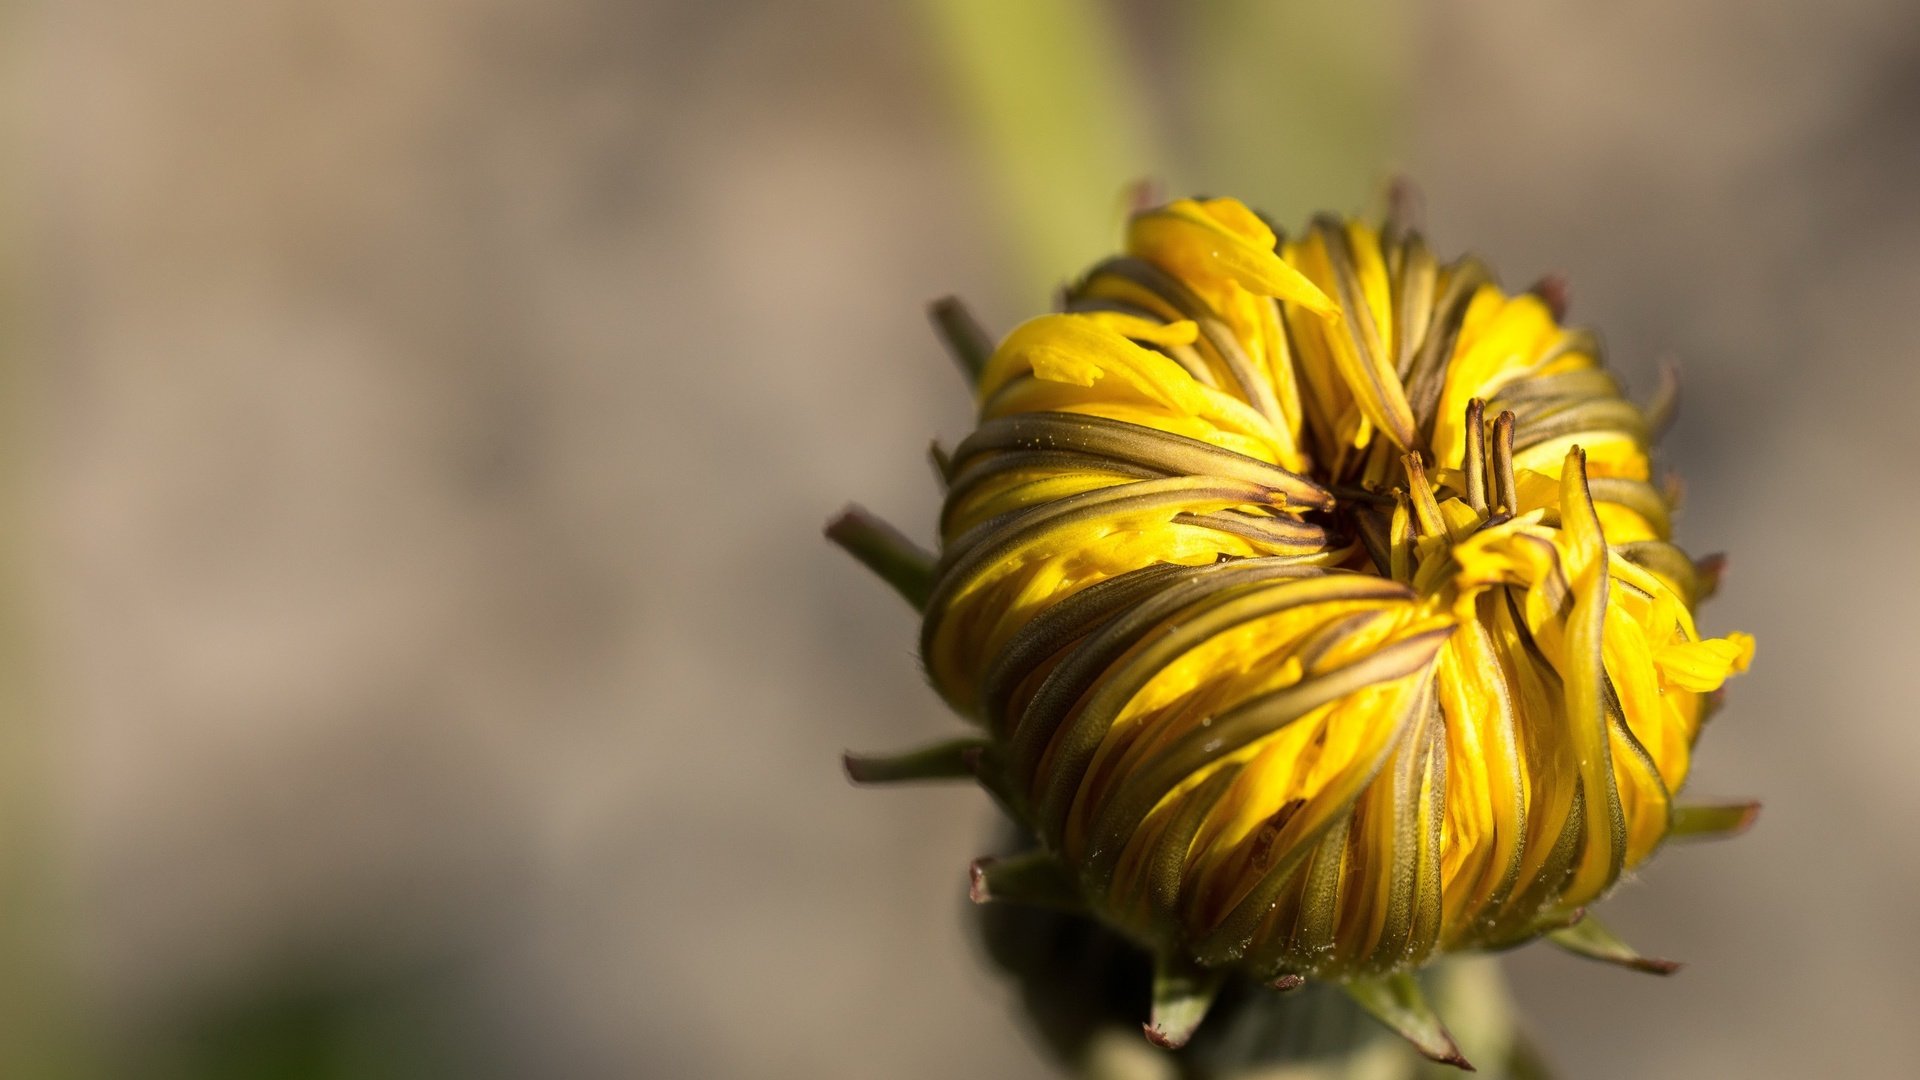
left=832, top=195, right=1754, bottom=1068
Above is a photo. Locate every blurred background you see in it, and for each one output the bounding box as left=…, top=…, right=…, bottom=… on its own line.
left=3, top=0, right=1917, bottom=1076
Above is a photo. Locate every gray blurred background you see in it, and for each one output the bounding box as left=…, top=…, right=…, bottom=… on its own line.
left=5, top=1, right=1917, bottom=1076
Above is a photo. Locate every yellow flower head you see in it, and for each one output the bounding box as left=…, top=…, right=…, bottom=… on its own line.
left=832, top=195, right=1754, bottom=1066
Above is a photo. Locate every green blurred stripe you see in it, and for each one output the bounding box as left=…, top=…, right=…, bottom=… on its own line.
left=1183, top=0, right=1409, bottom=227
left=916, top=0, right=1158, bottom=301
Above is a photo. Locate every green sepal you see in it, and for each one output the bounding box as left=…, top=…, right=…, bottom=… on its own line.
left=928, top=440, right=954, bottom=488
left=824, top=505, right=936, bottom=611
left=1548, top=913, right=1680, bottom=975
left=968, top=851, right=1081, bottom=911
left=1669, top=799, right=1760, bottom=841
left=1342, top=973, right=1473, bottom=1071
left=928, top=296, right=994, bottom=384
left=1142, top=954, right=1225, bottom=1050
left=842, top=738, right=986, bottom=785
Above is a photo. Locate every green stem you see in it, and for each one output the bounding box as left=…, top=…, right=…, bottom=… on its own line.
left=914, top=0, right=1157, bottom=302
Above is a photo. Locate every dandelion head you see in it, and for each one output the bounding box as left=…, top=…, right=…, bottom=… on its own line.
left=832, top=194, right=1755, bottom=1067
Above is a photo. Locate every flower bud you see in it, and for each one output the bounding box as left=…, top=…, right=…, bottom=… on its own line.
left=835, top=196, right=1755, bottom=1069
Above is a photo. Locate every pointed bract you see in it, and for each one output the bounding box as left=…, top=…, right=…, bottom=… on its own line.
left=842, top=738, right=987, bottom=785
left=1343, top=974, right=1474, bottom=1071
left=1142, top=955, right=1226, bottom=1050
left=968, top=851, right=1081, bottom=910
left=1548, top=914, right=1681, bottom=975
left=1670, top=799, right=1761, bottom=841
left=825, top=505, right=936, bottom=611
left=928, top=296, right=994, bottom=384
left=928, top=440, right=954, bottom=488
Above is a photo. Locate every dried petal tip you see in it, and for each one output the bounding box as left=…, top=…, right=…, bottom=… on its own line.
left=1549, top=914, right=1682, bottom=975
left=1693, top=553, right=1728, bottom=602
left=965, top=859, right=990, bottom=903
left=1126, top=177, right=1165, bottom=213
left=1384, top=175, right=1425, bottom=236
left=1142, top=956, right=1225, bottom=1050
left=1344, top=974, right=1474, bottom=1071
left=1530, top=273, right=1571, bottom=320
